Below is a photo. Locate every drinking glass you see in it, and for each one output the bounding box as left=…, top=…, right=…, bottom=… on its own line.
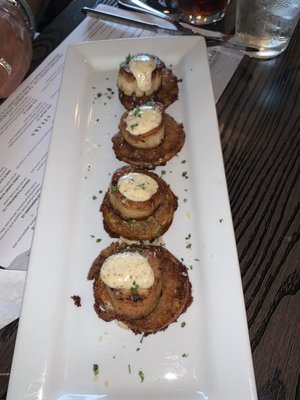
left=177, top=0, right=229, bottom=25
left=235, top=0, right=300, bottom=59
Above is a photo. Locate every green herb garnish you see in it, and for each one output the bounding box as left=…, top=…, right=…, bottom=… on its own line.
left=138, top=370, right=145, bottom=382
left=93, top=364, right=99, bottom=376
left=133, top=107, right=142, bottom=117
left=131, top=280, right=139, bottom=294
left=131, top=281, right=141, bottom=300
left=111, top=185, right=118, bottom=193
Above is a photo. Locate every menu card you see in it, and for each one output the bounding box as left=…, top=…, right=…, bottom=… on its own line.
left=0, top=5, right=242, bottom=329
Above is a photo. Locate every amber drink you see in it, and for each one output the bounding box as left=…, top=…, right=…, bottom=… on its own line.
left=177, top=0, right=229, bottom=25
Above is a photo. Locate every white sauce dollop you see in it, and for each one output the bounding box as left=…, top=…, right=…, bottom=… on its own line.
left=129, top=54, right=156, bottom=92
left=125, top=105, right=162, bottom=135
left=100, top=252, right=154, bottom=289
left=117, top=172, right=158, bottom=201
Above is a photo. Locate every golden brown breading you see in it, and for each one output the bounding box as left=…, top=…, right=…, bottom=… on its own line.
left=112, top=114, right=185, bottom=169
left=88, top=242, right=193, bottom=335
left=100, top=167, right=178, bottom=241
left=108, top=166, right=164, bottom=220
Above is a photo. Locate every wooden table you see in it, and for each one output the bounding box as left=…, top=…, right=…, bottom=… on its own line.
left=0, top=1, right=299, bottom=399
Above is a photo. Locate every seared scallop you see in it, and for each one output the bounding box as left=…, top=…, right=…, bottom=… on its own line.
left=101, top=166, right=178, bottom=241
left=108, top=166, right=163, bottom=220
left=88, top=242, right=163, bottom=321
left=112, top=112, right=185, bottom=169
left=118, top=53, right=179, bottom=110
left=118, top=54, right=163, bottom=98
left=88, top=242, right=193, bottom=335
left=120, top=102, right=166, bottom=149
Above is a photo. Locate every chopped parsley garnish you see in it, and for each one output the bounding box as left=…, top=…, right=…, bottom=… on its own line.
left=90, top=234, right=95, bottom=238
left=138, top=370, right=145, bottom=382
left=128, top=364, right=131, bottom=374
left=185, top=233, right=192, bottom=249
left=120, top=54, right=134, bottom=67
left=131, top=280, right=139, bottom=294
left=136, top=347, right=141, bottom=352
left=128, top=219, right=137, bottom=226
left=181, top=159, right=187, bottom=164
left=131, top=281, right=141, bottom=300
left=182, top=171, right=189, bottom=179
left=111, top=185, right=118, bottom=193
left=130, top=123, right=139, bottom=130
left=96, top=238, right=101, bottom=243
left=182, top=353, right=189, bottom=358
left=144, top=101, right=154, bottom=106
left=126, top=54, right=134, bottom=63
left=181, top=322, right=186, bottom=328
left=133, top=107, right=142, bottom=117
left=160, top=170, right=166, bottom=177
left=92, top=195, right=97, bottom=200
left=93, top=364, right=99, bottom=376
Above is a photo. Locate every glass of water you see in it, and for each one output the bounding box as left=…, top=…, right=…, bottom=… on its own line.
left=235, top=0, right=300, bottom=59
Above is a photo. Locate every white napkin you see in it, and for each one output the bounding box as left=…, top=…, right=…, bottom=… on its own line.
left=0, top=269, right=26, bottom=330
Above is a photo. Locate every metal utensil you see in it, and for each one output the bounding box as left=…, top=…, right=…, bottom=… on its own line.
left=118, top=0, right=231, bottom=39
left=81, top=5, right=259, bottom=52
left=118, top=0, right=182, bottom=23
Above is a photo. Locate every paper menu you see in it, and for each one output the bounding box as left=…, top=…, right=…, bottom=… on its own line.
left=0, top=6, right=242, bottom=271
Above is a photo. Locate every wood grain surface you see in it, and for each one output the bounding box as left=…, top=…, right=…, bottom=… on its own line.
left=0, top=0, right=299, bottom=399
left=217, top=20, right=300, bottom=400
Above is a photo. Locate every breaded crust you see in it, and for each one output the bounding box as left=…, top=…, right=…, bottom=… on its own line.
left=88, top=243, right=163, bottom=321
left=112, top=114, right=185, bottom=169
left=119, top=67, right=179, bottom=110
left=100, top=174, right=178, bottom=241
left=88, top=242, right=193, bottom=335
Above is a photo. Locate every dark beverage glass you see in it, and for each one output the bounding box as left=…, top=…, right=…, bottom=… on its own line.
left=177, top=0, right=229, bottom=25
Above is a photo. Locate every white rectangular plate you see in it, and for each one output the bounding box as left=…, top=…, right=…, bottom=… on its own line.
left=7, top=36, right=257, bottom=400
